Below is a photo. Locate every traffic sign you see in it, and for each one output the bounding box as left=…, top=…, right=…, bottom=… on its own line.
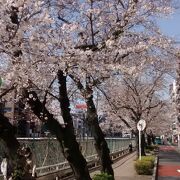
left=137, top=119, right=146, bottom=161
left=137, top=119, right=146, bottom=131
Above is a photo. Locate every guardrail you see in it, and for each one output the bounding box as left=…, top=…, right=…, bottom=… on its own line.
left=36, top=147, right=133, bottom=180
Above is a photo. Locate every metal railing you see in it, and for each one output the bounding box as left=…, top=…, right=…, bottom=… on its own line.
left=0, top=138, right=136, bottom=179
left=36, top=147, right=134, bottom=180
left=35, top=138, right=135, bottom=176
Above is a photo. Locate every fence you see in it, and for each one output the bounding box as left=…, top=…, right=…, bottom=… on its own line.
left=0, top=137, right=135, bottom=177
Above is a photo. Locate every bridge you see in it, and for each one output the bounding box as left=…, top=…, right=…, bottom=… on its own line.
left=0, top=138, right=136, bottom=179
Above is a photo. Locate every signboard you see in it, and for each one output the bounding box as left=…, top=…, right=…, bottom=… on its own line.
left=75, top=104, right=87, bottom=110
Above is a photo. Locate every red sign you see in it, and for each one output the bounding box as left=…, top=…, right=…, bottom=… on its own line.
left=75, top=104, right=87, bottom=109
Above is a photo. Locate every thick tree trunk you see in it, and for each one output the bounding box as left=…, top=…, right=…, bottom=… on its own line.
left=24, top=76, right=91, bottom=180
left=0, top=113, right=20, bottom=159
left=57, top=70, right=91, bottom=180
left=86, top=94, right=114, bottom=178
left=69, top=74, right=114, bottom=177
left=141, top=132, right=146, bottom=156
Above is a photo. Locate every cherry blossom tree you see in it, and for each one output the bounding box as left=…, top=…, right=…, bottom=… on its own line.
left=0, top=1, right=92, bottom=179
left=96, top=48, right=176, bottom=154
left=63, top=0, right=177, bottom=174
left=22, top=71, right=91, bottom=180
left=0, top=0, right=179, bottom=178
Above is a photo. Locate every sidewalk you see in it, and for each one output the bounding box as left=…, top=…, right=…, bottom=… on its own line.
left=113, top=152, right=151, bottom=180
left=158, top=145, right=180, bottom=180
left=92, top=152, right=152, bottom=180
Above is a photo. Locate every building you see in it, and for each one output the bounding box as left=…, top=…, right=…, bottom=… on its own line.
left=0, top=88, right=42, bottom=137
left=170, top=78, right=180, bottom=145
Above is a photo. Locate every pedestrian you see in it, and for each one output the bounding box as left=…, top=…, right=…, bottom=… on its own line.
left=129, top=143, right=133, bottom=153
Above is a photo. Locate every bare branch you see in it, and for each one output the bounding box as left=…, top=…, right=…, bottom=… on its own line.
left=69, top=74, right=85, bottom=95
left=118, top=0, right=126, bottom=9
left=47, top=91, right=59, bottom=101
left=0, top=84, right=17, bottom=99
left=96, top=86, right=131, bottom=128
left=58, top=15, right=71, bottom=24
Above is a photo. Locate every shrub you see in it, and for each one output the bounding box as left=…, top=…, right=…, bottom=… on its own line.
left=141, top=155, right=155, bottom=167
left=135, top=160, right=153, bottom=175
left=93, top=173, right=113, bottom=180
left=135, top=156, right=155, bottom=175
left=145, top=149, right=150, bottom=153
left=146, top=145, right=158, bottom=151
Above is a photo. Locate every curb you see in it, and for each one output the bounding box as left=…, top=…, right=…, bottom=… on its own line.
left=152, top=156, right=159, bottom=180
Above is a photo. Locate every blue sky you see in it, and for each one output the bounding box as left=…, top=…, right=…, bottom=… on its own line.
left=157, top=9, right=180, bottom=41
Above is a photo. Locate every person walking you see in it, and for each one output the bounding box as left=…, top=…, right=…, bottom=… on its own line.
left=129, top=143, right=133, bottom=153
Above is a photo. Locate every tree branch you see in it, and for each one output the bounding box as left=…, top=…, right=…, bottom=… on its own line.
left=96, top=86, right=131, bottom=128
left=0, top=84, right=17, bottom=99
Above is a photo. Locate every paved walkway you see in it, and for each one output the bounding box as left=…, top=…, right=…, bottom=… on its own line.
left=158, top=145, right=180, bottom=180
left=92, top=152, right=152, bottom=180
left=113, top=152, right=151, bottom=180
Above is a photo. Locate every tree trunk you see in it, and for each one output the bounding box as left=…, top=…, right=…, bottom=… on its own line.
left=69, top=74, right=114, bottom=178
left=147, top=134, right=152, bottom=146
left=141, top=132, right=146, bottom=156
left=24, top=75, right=91, bottom=180
left=152, top=134, right=155, bottom=145
left=0, top=113, right=20, bottom=159
left=86, top=94, right=114, bottom=178
left=0, top=113, right=28, bottom=179
left=57, top=70, right=91, bottom=180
